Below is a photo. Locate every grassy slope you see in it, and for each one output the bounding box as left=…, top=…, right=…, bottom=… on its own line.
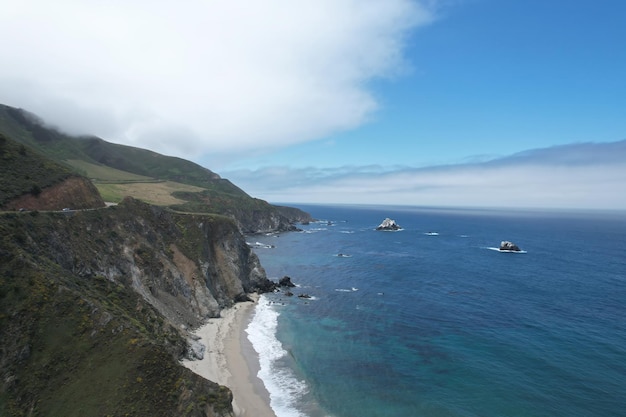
left=65, top=159, right=206, bottom=205
left=0, top=106, right=95, bottom=163
left=75, top=137, right=238, bottom=191
left=96, top=181, right=206, bottom=205
left=0, top=105, right=245, bottom=194
left=66, top=159, right=154, bottom=182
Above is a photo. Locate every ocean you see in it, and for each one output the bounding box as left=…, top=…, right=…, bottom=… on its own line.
left=245, top=204, right=626, bottom=417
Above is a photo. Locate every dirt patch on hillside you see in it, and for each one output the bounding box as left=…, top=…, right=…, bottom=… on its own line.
left=95, top=181, right=204, bottom=206
left=3, top=176, right=105, bottom=211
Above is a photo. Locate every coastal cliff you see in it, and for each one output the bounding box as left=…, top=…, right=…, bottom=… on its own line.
left=0, top=104, right=311, bottom=416
left=0, top=197, right=275, bottom=416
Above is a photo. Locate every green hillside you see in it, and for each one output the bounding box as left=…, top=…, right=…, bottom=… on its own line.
left=0, top=103, right=312, bottom=229
left=0, top=104, right=246, bottom=193
left=0, top=133, right=74, bottom=206
left=66, top=159, right=155, bottom=182
left=0, top=106, right=95, bottom=163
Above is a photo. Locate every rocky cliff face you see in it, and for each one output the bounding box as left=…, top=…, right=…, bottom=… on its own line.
left=234, top=206, right=305, bottom=234
left=169, top=192, right=313, bottom=235
left=0, top=197, right=275, bottom=416
left=34, top=197, right=272, bottom=328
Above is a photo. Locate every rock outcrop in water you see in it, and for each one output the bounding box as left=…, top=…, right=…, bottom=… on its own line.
left=499, top=241, right=522, bottom=251
left=376, top=218, right=402, bottom=231
left=278, top=276, right=296, bottom=288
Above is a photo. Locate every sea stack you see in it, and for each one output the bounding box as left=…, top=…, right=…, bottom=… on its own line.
left=499, top=241, right=521, bottom=251
left=376, top=218, right=402, bottom=231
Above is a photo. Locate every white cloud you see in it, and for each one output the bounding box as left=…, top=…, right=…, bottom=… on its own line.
left=0, top=0, right=432, bottom=159
left=222, top=141, right=626, bottom=209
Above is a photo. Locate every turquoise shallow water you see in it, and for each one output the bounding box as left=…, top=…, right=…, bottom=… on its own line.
left=246, top=205, right=626, bottom=417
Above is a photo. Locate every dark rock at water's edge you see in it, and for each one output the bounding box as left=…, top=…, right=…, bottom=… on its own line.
left=499, top=240, right=522, bottom=251
left=376, top=217, right=402, bottom=231
left=278, top=275, right=296, bottom=287
left=255, top=278, right=280, bottom=293
left=298, top=293, right=312, bottom=299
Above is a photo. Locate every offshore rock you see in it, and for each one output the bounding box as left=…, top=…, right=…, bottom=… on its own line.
left=376, top=218, right=402, bottom=231
left=278, top=276, right=296, bottom=287
left=499, top=241, right=521, bottom=251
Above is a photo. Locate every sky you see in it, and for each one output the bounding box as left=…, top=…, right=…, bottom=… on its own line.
left=1, top=0, right=625, bottom=209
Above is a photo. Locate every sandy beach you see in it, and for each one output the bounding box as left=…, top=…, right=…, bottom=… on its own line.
left=182, top=295, right=276, bottom=417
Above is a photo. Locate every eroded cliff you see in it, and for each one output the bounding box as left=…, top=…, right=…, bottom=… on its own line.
left=0, top=197, right=274, bottom=416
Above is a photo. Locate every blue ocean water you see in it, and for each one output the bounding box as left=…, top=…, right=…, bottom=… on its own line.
left=245, top=205, right=626, bottom=417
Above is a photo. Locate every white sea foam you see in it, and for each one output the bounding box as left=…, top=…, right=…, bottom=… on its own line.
left=246, top=295, right=309, bottom=417
left=247, top=241, right=275, bottom=249
left=304, top=227, right=328, bottom=234
left=334, top=287, right=358, bottom=292
left=485, top=247, right=527, bottom=253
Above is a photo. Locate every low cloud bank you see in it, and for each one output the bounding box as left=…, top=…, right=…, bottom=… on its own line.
left=222, top=141, right=626, bottom=209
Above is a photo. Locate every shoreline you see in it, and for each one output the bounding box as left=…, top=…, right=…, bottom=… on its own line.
left=182, top=294, right=276, bottom=417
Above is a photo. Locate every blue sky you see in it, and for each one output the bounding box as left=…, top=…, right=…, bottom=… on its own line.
left=1, top=1, right=625, bottom=209
left=223, top=0, right=626, bottom=170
